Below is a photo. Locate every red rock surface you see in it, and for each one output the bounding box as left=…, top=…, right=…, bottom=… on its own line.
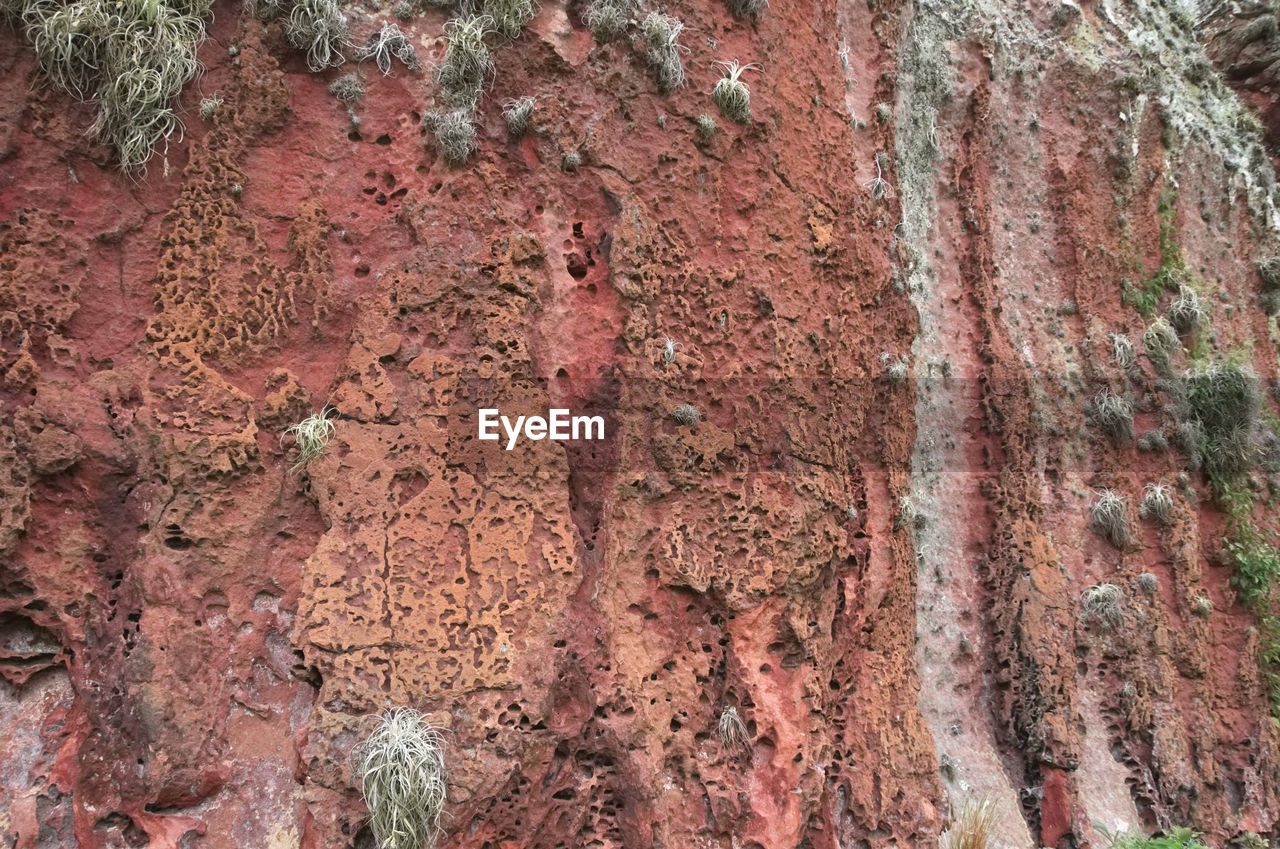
left=4, top=1, right=1280, bottom=848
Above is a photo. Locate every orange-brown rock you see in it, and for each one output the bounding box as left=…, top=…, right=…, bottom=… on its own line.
left=4, top=1, right=1280, bottom=848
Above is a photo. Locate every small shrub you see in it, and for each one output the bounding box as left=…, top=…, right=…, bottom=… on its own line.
left=286, top=0, right=349, bottom=71
left=1087, top=388, right=1134, bottom=443
left=1225, top=519, right=1280, bottom=606
left=660, top=336, right=682, bottom=364
left=425, top=108, right=478, bottom=164
left=436, top=15, right=494, bottom=104
left=329, top=72, right=365, bottom=104
left=393, top=0, right=414, bottom=20
left=1081, top=582, right=1124, bottom=632
left=357, top=21, right=419, bottom=74
left=711, top=60, right=759, bottom=124
left=501, top=95, right=535, bottom=136
left=940, top=799, right=999, bottom=849
left=1167, top=284, right=1204, bottom=334
left=1192, top=594, right=1213, bottom=617
left=641, top=11, right=686, bottom=93
left=673, top=403, right=700, bottom=425
left=1090, top=489, right=1130, bottom=548
left=1138, top=572, right=1158, bottom=594
left=283, top=405, right=337, bottom=473
left=716, top=706, right=750, bottom=750
left=1143, top=317, right=1180, bottom=375
left=874, top=102, right=892, bottom=123
left=722, top=0, right=766, bottom=17
left=561, top=150, right=582, bottom=172
left=694, top=114, right=716, bottom=142
left=1139, top=483, right=1173, bottom=525
left=356, top=708, right=447, bottom=849
left=483, top=0, right=537, bottom=39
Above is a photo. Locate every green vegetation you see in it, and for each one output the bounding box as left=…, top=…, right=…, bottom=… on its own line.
left=356, top=708, right=447, bottom=849
left=1124, top=183, right=1188, bottom=317
left=1109, top=827, right=1209, bottom=849
left=1184, top=361, right=1259, bottom=480
left=711, top=60, right=759, bottom=124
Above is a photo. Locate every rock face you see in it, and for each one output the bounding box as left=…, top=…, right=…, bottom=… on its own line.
left=4, top=0, right=1280, bottom=847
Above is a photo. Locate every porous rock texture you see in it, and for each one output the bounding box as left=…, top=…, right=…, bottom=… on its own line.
left=5, top=0, right=1280, bottom=848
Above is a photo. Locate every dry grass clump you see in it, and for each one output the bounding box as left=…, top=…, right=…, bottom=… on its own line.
left=425, top=108, right=478, bottom=164
left=286, top=0, right=349, bottom=71
left=502, top=95, right=535, bottom=136
left=282, top=405, right=337, bottom=473
left=673, top=403, right=700, bottom=425
left=1087, top=388, right=1134, bottom=443
left=716, top=706, right=750, bottom=750
left=329, top=71, right=365, bottom=104
left=1090, top=489, right=1130, bottom=548
left=1140, top=483, right=1174, bottom=525
left=583, top=0, right=633, bottom=40
left=1111, top=333, right=1136, bottom=370
left=1167, top=284, right=1204, bottom=334
left=722, top=0, right=766, bottom=17
left=641, top=11, right=686, bottom=93
left=1081, top=583, right=1125, bottom=633
left=483, top=0, right=536, bottom=38
left=711, top=59, right=759, bottom=123
left=357, top=21, right=418, bottom=74
left=20, top=0, right=208, bottom=171
left=1143, top=316, right=1180, bottom=376
left=355, top=708, right=447, bottom=849
left=940, top=798, right=999, bottom=849
left=436, top=14, right=494, bottom=104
